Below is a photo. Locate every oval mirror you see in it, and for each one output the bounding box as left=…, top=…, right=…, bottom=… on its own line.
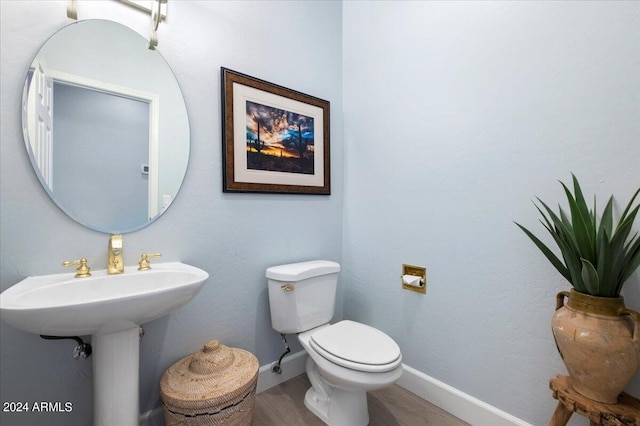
left=22, top=19, right=190, bottom=234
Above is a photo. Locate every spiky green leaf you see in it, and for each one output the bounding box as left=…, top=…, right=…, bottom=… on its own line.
left=618, top=188, right=640, bottom=231
left=561, top=181, right=596, bottom=262
left=581, top=258, right=600, bottom=295
left=620, top=234, right=640, bottom=286
left=515, top=222, right=571, bottom=282
left=571, top=174, right=591, bottom=218
left=598, top=196, right=614, bottom=244
left=596, top=226, right=612, bottom=291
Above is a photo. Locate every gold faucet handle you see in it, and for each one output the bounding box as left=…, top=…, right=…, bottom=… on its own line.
left=138, top=253, right=161, bottom=271
left=62, top=258, right=92, bottom=278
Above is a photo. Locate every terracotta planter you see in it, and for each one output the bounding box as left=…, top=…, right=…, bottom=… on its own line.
left=552, top=290, right=640, bottom=403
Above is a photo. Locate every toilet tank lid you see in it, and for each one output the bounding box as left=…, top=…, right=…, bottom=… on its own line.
left=266, top=260, right=340, bottom=281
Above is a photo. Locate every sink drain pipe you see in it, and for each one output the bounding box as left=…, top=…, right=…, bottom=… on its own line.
left=271, top=333, right=290, bottom=374
left=40, top=335, right=93, bottom=359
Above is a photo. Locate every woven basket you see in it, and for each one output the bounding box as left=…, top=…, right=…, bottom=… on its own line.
left=160, top=340, right=259, bottom=426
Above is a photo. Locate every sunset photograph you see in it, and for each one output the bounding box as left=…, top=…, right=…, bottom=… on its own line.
left=245, top=100, right=315, bottom=175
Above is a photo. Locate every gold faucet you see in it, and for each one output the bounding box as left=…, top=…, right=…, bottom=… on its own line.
left=62, top=258, right=92, bottom=278
left=108, top=234, right=124, bottom=274
left=138, top=253, right=162, bottom=271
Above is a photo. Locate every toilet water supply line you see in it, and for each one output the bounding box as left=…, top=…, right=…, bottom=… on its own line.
left=39, top=327, right=145, bottom=360
left=272, top=333, right=290, bottom=374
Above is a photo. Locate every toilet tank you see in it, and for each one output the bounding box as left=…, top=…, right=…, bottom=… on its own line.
left=266, top=260, right=340, bottom=334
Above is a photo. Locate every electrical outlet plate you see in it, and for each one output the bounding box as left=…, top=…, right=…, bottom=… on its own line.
left=402, top=264, right=426, bottom=294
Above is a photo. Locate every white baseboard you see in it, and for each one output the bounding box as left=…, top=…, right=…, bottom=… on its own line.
left=256, top=349, right=308, bottom=393
left=139, top=406, right=164, bottom=426
left=398, top=364, right=533, bottom=426
left=141, top=354, right=531, bottom=426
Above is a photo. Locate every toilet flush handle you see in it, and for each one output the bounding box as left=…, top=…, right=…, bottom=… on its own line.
left=281, top=284, right=294, bottom=291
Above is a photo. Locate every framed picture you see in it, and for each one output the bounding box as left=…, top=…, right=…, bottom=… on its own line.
left=221, top=68, right=330, bottom=194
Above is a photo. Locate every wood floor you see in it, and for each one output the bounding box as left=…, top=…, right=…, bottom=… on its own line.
left=252, top=374, right=470, bottom=426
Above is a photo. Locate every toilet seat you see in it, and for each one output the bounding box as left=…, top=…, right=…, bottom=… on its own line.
left=309, top=320, right=401, bottom=373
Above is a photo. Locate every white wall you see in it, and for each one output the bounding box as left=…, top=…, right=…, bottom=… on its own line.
left=0, top=1, right=343, bottom=425
left=342, top=1, right=639, bottom=425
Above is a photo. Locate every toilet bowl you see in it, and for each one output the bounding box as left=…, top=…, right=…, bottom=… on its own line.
left=266, top=260, right=403, bottom=426
left=298, top=322, right=403, bottom=426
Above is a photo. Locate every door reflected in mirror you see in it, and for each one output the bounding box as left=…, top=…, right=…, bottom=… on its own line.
left=22, top=19, right=190, bottom=234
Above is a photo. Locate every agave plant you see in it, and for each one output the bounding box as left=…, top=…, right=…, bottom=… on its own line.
left=516, top=175, right=640, bottom=297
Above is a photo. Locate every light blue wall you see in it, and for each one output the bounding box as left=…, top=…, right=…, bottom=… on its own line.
left=2, top=2, right=639, bottom=426
left=0, top=1, right=343, bottom=425
left=342, top=1, right=639, bottom=425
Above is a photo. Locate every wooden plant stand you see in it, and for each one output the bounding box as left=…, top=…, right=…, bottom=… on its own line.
left=549, top=375, right=640, bottom=426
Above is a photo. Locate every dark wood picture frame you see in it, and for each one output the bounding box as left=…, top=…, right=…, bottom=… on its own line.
left=221, top=68, right=330, bottom=194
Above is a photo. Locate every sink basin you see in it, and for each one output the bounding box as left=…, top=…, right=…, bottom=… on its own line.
left=0, top=261, right=208, bottom=336
left=0, top=261, right=208, bottom=426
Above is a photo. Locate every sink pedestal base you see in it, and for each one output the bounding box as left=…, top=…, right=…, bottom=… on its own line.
left=93, top=327, right=140, bottom=426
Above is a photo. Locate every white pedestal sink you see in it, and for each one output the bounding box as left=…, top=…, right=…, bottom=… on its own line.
left=0, top=261, right=209, bottom=426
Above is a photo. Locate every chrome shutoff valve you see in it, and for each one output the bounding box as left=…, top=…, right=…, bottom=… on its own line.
left=73, top=342, right=93, bottom=360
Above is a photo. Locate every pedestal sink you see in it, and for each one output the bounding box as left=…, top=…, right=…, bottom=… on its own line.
left=0, top=261, right=209, bottom=426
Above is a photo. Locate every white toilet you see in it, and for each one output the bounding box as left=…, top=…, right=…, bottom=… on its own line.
left=266, top=260, right=403, bottom=426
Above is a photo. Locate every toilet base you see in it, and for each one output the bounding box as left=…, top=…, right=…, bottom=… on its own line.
left=304, top=385, right=369, bottom=426
left=298, top=327, right=402, bottom=426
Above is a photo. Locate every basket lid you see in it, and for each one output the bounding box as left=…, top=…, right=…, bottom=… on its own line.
left=160, top=340, right=259, bottom=414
